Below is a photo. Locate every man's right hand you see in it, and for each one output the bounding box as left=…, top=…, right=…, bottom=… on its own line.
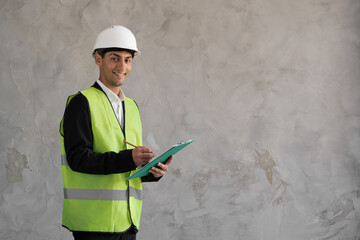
left=132, top=146, right=155, bottom=167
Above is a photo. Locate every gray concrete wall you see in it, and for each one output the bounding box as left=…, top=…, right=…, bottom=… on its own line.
left=1, top=0, right=359, bottom=239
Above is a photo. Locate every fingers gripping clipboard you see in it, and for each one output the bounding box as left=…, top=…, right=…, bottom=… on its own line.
left=126, top=140, right=193, bottom=181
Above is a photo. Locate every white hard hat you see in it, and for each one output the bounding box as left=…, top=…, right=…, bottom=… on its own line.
left=92, top=25, right=140, bottom=57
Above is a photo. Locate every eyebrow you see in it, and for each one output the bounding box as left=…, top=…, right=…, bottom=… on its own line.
left=109, top=53, right=132, bottom=59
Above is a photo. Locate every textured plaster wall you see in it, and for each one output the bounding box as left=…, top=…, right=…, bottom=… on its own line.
left=1, top=0, right=360, bottom=239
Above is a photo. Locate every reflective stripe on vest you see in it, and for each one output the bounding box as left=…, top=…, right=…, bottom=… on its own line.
left=61, top=154, right=68, bottom=166
left=64, top=187, right=142, bottom=201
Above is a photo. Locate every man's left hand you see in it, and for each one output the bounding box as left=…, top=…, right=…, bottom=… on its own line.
left=148, top=155, right=173, bottom=178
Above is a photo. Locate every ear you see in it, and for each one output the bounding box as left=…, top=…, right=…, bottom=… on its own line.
left=94, top=53, right=102, bottom=66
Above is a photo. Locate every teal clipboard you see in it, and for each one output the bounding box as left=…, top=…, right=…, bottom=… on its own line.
left=126, top=140, right=193, bottom=181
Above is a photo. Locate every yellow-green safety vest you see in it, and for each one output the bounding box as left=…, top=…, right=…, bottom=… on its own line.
left=60, top=86, right=143, bottom=233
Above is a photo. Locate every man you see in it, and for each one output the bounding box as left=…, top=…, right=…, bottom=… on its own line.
left=60, top=25, right=172, bottom=240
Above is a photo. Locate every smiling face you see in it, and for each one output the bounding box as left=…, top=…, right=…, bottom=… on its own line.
left=95, top=50, right=133, bottom=95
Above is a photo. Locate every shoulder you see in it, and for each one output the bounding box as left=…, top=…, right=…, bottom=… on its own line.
left=62, top=92, right=91, bottom=135
left=63, top=92, right=91, bottom=121
left=125, top=97, right=139, bottom=109
left=67, top=92, right=89, bottom=109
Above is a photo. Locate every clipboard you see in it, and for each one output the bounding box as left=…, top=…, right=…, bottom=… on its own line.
left=126, top=140, right=193, bottom=181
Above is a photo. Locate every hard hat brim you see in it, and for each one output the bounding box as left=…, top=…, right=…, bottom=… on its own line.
left=92, top=48, right=141, bottom=58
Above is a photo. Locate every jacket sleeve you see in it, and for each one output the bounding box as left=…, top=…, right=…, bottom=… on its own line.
left=141, top=174, right=161, bottom=182
left=63, top=93, right=137, bottom=175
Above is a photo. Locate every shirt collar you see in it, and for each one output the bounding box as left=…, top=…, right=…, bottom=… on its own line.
left=96, top=80, right=125, bottom=103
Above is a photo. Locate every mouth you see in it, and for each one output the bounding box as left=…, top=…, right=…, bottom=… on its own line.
left=113, top=72, right=126, bottom=78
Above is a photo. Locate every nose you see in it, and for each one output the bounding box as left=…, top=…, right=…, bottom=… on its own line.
left=116, top=59, right=126, bottom=70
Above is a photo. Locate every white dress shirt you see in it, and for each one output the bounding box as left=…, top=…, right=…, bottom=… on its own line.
left=96, top=80, right=125, bottom=129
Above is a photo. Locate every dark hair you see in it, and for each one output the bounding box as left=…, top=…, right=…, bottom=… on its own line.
left=94, top=48, right=135, bottom=58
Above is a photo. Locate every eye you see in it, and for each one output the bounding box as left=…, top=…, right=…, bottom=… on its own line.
left=111, top=57, right=119, bottom=62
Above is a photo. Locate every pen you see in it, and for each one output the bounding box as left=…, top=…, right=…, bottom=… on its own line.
left=123, top=140, right=138, bottom=148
